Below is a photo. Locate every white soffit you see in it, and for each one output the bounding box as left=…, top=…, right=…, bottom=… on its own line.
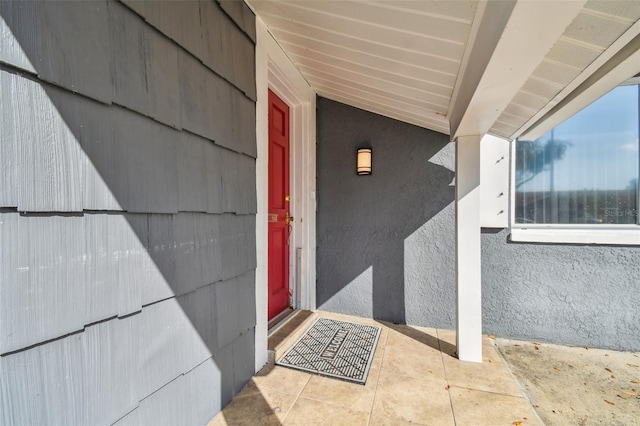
left=247, top=0, right=477, bottom=135
left=494, top=0, right=640, bottom=140
left=248, top=0, right=640, bottom=140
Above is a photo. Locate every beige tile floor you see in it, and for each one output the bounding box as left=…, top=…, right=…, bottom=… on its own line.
left=209, top=311, right=541, bottom=426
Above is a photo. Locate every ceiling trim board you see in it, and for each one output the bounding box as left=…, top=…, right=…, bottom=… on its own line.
left=293, top=62, right=451, bottom=107
left=319, top=91, right=449, bottom=134
left=306, top=74, right=450, bottom=113
left=256, top=9, right=464, bottom=64
left=361, top=0, right=476, bottom=25
left=282, top=48, right=453, bottom=97
left=273, top=36, right=456, bottom=86
left=279, top=1, right=472, bottom=45
left=311, top=81, right=448, bottom=122
left=450, top=0, right=587, bottom=138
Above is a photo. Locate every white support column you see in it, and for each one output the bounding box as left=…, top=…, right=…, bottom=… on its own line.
left=455, top=135, right=483, bottom=363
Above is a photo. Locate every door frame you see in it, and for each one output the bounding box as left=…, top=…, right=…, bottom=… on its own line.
left=255, top=17, right=317, bottom=371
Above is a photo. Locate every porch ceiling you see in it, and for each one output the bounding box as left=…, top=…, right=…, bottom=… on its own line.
left=247, top=0, right=640, bottom=140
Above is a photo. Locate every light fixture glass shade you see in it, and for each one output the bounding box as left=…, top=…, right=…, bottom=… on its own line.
left=357, top=148, right=372, bottom=175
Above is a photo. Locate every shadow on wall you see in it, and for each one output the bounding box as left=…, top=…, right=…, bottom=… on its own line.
left=0, top=1, right=259, bottom=424
left=316, top=98, right=455, bottom=324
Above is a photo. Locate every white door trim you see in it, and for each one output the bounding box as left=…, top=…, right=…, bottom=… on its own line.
left=255, top=18, right=317, bottom=372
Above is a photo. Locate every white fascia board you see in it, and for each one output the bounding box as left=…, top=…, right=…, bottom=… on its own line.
left=451, top=0, right=587, bottom=139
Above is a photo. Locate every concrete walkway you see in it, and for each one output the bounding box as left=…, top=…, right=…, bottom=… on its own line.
left=209, top=311, right=540, bottom=425
left=495, top=338, right=640, bottom=426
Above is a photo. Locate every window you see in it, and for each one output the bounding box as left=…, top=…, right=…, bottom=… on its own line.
left=512, top=82, right=640, bottom=243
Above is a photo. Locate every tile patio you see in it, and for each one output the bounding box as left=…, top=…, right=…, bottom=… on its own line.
left=208, top=311, right=540, bottom=426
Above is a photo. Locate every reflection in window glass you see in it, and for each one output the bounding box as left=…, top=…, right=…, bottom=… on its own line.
left=515, top=84, right=639, bottom=225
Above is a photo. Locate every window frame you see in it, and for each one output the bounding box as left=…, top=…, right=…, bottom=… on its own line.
left=508, top=85, right=640, bottom=245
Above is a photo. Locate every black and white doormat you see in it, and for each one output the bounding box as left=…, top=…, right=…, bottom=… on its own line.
left=276, top=317, right=381, bottom=384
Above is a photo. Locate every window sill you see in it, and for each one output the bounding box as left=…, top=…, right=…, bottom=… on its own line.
left=510, top=227, right=640, bottom=246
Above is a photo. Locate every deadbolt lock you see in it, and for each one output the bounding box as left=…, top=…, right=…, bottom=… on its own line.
left=285, top=195, right=290, bottom=202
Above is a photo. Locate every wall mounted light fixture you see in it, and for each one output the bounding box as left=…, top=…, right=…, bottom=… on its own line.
left=357, top=148, right=372, bottom=175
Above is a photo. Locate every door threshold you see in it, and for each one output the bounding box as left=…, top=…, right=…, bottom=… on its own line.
left=267, top=309, right=315, bottom=363
left=268, top=308, right=298, bottom=337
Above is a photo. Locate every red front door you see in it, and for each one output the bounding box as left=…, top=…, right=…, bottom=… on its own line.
left=268, top=89, right=291, bottom=320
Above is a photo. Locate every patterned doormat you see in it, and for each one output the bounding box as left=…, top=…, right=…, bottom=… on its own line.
left=276, top=317, right=382, bottom=384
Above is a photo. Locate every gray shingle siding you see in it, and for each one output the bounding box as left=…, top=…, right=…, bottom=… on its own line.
left=37, top=1, right=113, bottom=104
left=0, top=1, right=38, bottom=74
left=0, top=1, right=257, bottom=424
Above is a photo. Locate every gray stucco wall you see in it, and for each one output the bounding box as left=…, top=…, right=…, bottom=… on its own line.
left=0, top=1, right=257, bottom=424
left=317, top=97, right=640, bottom=351
left=316, top=97, right=456, bottom=326
left=482, top=230, right=640, bottom=351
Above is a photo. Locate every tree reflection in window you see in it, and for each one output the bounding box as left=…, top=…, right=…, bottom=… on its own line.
left=515, top=84, right=639, bottom=225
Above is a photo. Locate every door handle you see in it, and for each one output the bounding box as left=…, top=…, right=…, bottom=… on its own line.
left=284, top=212, right=294, bottom=225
